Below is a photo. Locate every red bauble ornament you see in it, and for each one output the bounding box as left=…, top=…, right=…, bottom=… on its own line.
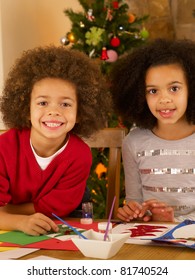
left=112, top=1, right=119, bottom=9
left=101, top=47, right=109, bottom=60
left=110, top=36, right=120, bottom=47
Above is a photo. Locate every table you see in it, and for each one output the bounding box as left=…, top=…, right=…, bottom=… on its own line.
left=18, top=243, right=195, bottom=260
left=18, top=220, right=195, bottom=260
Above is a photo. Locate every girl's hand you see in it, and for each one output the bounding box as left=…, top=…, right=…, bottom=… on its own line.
left=17, top=212, right=59, bottom=236
left=142, top=199, right=174, bottom=222
left=117, top=200, right=143, bottom=222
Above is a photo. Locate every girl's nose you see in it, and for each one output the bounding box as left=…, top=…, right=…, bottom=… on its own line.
left=159, top=92, right=172, bottom=104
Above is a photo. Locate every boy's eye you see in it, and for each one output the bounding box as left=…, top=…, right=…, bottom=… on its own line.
left=62, top=102, right=71, bottom=107
left=38, top=101, right=47, bottom=106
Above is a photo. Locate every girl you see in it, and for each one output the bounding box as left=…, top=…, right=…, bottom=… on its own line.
left=0, top=46, right=111, bottom=235
left=110, top=38, right=195, bottom=223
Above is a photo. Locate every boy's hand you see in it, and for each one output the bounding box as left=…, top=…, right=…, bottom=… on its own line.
left=17, top=212, right=59, bottom=236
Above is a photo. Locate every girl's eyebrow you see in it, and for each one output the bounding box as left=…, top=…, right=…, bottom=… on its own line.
left=146, top=84, right=156, bottom=88
left=146, top=81, right=183, bottom=88
left=168, top=81, right=183, bottom=85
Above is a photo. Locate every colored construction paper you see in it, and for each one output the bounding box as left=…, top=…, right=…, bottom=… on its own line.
left=0, top=220, right=99, bottom=251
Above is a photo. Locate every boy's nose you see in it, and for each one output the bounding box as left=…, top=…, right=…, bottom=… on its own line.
left=48, top=111, right=60, bottom=116
left=47, top=106, right=60, bottom=116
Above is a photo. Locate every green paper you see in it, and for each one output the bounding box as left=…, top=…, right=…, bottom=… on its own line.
left=0, top=230, right=50, bottom=245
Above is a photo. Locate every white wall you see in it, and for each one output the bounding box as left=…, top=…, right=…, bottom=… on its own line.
left=0, top=0, right=82, bottom=128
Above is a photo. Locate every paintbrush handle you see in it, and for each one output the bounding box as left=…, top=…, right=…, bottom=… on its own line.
left=52, top=213, right=88, bottom=240
left=104, top=196, right=116, bottom=241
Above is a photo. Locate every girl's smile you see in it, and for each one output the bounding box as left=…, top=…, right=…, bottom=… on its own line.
left=158, top=109, right=176, bottom=119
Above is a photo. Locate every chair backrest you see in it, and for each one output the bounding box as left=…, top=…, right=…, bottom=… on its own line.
left=0, top=128, right=127, bottom=219
left=83, top=127, right=127, bottom=219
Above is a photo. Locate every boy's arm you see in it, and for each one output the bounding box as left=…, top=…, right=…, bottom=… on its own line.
left=1, top=202, right=35, bottom=215
left=0, top=205, right=59, bottom=235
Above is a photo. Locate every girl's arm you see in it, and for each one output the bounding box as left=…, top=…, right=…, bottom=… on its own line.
left=122, top=135, right=143, bottom=200
left=118, top=134, right=145, bottom=221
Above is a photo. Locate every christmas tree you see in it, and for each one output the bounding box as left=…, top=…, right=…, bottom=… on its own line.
left=61, top=0, right=149, bottom=75
left=61, top=0, right=149, bottom=218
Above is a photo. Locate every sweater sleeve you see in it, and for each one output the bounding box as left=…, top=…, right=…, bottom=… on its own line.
left=174, top=212, right=195, bottom=223
left=122, top=133, right=143, bottom=204
left=0, top=177, right=11, bottom=206
left=0, top=154, right=12, bottom=206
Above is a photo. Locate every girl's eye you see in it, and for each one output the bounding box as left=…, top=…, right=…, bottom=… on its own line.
left=170, top=86, right=179, bottom=92
left=147, top=88, right=157, bottom=95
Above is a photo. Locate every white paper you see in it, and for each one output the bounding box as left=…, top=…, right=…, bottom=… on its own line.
left=0, top=248, right=39, bottom=259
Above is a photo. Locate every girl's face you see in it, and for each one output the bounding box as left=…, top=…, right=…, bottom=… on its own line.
left=30, top=78, right=77, bottom=145
left=145, top=63, right=188, bottom=127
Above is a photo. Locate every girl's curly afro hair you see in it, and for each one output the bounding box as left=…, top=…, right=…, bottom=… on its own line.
left=110, top=38, right=195, bottom=129
left=0, top=45, right=111, bottom=138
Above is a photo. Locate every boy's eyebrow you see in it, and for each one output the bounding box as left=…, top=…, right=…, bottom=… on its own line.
left=35, top=95, right=75, bottom=100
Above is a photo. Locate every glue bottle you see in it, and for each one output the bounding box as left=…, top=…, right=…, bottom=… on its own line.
left=80, top=202, right=93, bottom=224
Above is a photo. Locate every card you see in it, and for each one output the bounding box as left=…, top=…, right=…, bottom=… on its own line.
left=151, top=219, right=195, bottom=249
left=112, top=222, right=173, bottom=245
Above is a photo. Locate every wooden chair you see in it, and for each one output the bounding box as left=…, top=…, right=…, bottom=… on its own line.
left=83, top=127, right=127, bottom=219
left=0, top=128, right=127, bottom=219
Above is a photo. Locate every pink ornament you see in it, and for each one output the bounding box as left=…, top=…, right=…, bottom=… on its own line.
left=106, top=50, right=118, bottom=62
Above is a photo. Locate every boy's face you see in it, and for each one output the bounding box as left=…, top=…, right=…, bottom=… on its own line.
left=145, top=63, right=188, bottom=128
left=30, top=78, right=77, bottom=147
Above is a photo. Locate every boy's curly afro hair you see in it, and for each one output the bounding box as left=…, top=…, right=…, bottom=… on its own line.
left=0, top=45, right=111, bottom=138
left=110, top=38, right=195, bottom=129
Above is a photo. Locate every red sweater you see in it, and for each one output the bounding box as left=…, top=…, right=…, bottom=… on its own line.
left=0, top=129, right=92, bottom=217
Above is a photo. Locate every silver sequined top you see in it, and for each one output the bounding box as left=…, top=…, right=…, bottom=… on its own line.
left=122, top=127, right=195, bottom=222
